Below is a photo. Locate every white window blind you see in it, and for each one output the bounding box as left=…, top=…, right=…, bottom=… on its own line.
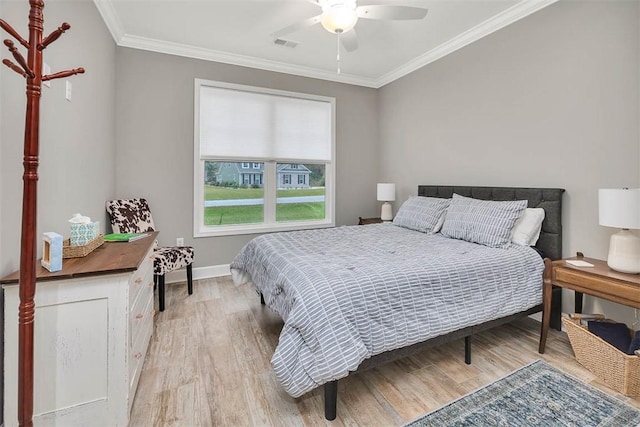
left=199, top=84, right=332, bottom=162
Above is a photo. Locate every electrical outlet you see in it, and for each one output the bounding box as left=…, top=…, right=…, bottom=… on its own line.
left=176, top=237, right=184, bottom=246
left=42, top=63, right=51, bottom=88
left=65, top=80, right=72, bottom=101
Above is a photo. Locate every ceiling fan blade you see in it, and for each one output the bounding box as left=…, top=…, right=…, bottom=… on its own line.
left=271, top=14, right=322, bottom=39
left=341, top=29, right=358, bottom=52
left=356, top=5, right=428, bottom=20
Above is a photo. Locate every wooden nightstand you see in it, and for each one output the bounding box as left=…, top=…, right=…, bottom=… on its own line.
left=539, top=256, right=640, bottom=354
left=358, top=217, right=383, bottom=225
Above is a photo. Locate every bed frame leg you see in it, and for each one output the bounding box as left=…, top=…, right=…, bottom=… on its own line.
left=465, top=336, right=471, bottom=365
left=260, top=292, right=265, bottom=305
left=324, top=380, right=338, bottom=421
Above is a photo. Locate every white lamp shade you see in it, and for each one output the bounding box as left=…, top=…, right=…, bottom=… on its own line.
left=377, top=183, right=396, bottom=202
left=599, top=188, right=640, bottom=229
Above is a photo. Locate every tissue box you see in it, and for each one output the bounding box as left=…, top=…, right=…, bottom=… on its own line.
left=70, top=221, right=100, bottom=246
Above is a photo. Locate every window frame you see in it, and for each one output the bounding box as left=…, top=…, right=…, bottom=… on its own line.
left=193, top=79, right=336, bottom=238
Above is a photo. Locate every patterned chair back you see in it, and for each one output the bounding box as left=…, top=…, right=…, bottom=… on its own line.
left=105, top=198, right=156, bottom=234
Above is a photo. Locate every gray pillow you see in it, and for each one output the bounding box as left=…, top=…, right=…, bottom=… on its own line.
left=441, top=194, right=527, bottom=248
left=393, top=196, right=450, bottom=233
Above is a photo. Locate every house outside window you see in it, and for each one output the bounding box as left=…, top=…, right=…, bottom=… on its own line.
left=195, top=79, right=335, bottom=237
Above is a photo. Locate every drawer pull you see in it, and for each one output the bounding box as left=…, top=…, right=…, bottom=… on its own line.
left=135, top=313, right=143, bottom=320
left=135, top=278, right=142, bottom=285
left=134, top=352, right=142, bottom=360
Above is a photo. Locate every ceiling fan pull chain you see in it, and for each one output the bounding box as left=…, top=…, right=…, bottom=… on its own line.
left=336, top=31, right=341, bottom=74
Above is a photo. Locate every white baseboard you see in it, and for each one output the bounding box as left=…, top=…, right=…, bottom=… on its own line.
left=165, top=264, right=230, bottom=283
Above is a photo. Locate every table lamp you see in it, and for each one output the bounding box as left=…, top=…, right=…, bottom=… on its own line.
left=377, top=183, right=396, bottom=221
left=598, top=188, right=640, bottom=274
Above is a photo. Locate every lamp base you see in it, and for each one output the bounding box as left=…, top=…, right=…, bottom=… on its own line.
left=380, top=202, right=393, bottom=222
left=607, top=229, right=640, bottom=274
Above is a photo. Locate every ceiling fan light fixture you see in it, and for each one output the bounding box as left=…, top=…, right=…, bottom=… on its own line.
left=320, top=0, right=358, bottom=34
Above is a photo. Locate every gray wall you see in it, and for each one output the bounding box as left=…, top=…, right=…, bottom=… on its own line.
left=0, top=1, right=116, bottom=421
left=379, top=1, right=640, bottom=321
left=1, top=1, right=117, bottom=273
left=115, top=48, right=380, bottom=266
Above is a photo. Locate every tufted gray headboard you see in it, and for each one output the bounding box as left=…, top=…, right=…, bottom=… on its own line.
left=417, top=185, right=565, bottom=260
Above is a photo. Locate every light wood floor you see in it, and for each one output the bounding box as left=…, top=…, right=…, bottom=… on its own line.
left=130, top=277, right=640, bottom=426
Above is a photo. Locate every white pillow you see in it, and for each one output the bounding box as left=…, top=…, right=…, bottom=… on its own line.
left=511, top=208, right=545, bottom=246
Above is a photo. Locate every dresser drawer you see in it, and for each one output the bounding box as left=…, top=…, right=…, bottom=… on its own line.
left=130, top=284, right=154, bottom=351
left=129, top=310, right=153, bottom=410
left=129, top=247, right=154, bottom=313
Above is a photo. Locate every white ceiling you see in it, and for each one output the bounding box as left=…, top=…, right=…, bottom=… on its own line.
left=94, top=0, right=557, bottom=88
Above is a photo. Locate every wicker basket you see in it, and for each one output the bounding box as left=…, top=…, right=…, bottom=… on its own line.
left=562, top=316, right=640, bottom=396
left=62, top=234, right=104, bottom=258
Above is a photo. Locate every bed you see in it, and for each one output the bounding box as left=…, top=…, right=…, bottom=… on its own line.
left=231, top=185, right=564, bottom=420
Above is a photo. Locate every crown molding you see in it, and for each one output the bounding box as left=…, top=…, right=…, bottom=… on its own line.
left=117, top=33, right=380, bottom=88
left=377, top=0, right=558, bottom=87
left=94, top=0, right=557, bottom=89
left=93, top=0, right=125, bottom=43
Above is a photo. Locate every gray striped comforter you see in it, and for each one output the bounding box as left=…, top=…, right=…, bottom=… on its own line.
left=230, top=223, right=544, bottom=398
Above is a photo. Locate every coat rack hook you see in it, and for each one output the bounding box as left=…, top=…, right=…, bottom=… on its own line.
left=0, top=19, right=29, bottom=49
left=38, top=22, right=70, bottom=51
left=4, top=39, right=34, bottom=78
left=3, top=58, right=29, bottom=78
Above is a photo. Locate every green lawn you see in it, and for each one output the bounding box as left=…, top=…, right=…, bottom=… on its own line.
left=204, top=185, right=324, bottom=200
left=203, top=185, right=326, bottom=224
left=204, top=202, right=325, bottom=225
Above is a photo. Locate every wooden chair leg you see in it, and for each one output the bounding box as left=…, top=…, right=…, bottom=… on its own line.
left=187, top=263, right=193, bottom=295
left=159, top=274, right=166, bottom=312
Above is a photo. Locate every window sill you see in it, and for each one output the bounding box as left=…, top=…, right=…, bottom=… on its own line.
left=194, top=219, right=335, bottom=238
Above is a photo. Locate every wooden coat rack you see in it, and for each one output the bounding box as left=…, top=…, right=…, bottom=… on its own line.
left=1, top=1, right=84, bottom=425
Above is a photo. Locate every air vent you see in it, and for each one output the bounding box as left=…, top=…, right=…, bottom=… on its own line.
left=274, top=38, right=298, bottom=48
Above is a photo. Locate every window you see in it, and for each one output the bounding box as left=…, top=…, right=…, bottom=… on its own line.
left=194, top=79, right=335, bottom=237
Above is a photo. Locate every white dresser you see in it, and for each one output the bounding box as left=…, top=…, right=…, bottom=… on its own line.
left=2, top=232, right=157, bottom=426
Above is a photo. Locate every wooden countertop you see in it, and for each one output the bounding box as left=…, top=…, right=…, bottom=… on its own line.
left=0, top=231, right=158, bottom=285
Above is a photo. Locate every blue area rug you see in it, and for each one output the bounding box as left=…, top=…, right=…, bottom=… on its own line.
left=405, top=360, right=640, bottom=426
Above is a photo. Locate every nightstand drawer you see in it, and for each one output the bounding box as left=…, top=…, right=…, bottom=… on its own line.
left=555, top=267, right=640, bottom=306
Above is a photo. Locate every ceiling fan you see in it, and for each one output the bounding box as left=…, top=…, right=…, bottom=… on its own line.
left=271, top=0, right=429, bottom=53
